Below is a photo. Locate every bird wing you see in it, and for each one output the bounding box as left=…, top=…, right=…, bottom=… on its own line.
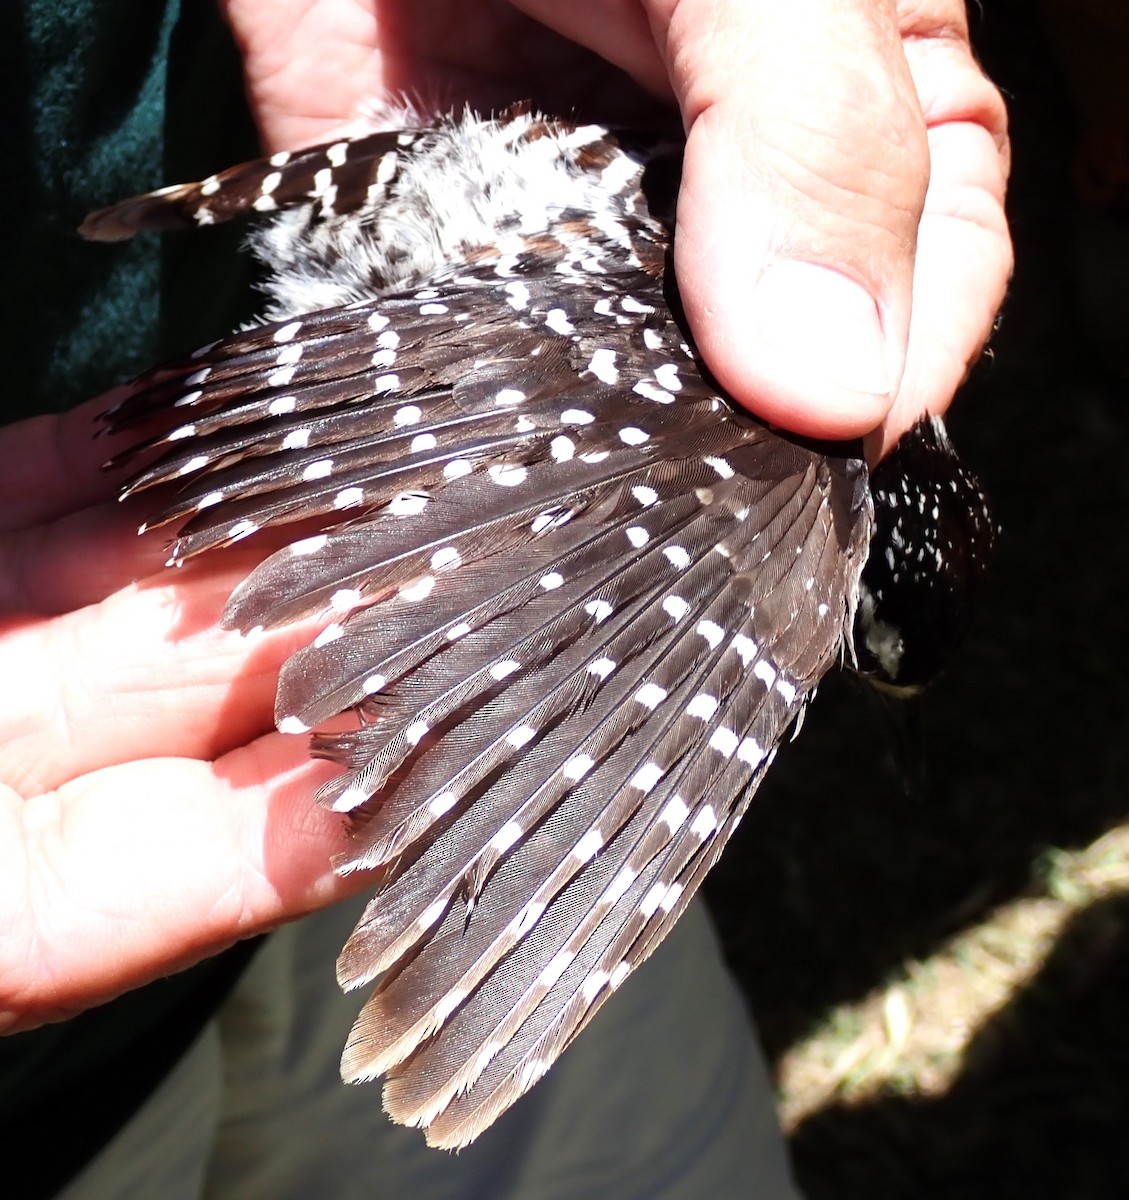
left=103, top=255, right=872, bottom=1147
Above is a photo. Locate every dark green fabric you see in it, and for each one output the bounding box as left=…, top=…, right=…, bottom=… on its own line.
left=1, top=1, right=265, bottom=1192
left=0, top=0, right=257, bottom=421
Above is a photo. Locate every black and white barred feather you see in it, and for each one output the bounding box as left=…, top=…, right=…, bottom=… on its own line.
left=82, top=107, right=995, bottom=1148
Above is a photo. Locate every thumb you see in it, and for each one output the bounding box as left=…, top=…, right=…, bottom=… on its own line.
left=652, top=0, right=927, bottom=439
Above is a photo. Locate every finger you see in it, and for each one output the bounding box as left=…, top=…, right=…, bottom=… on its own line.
left=0, top=554, right=323, bottom=797
left=0, top=390, right=138, bottom=532
left=508, top=0, right=673, bottom=98
left=220, top=0, right=386, bottom=151
left=0, top=496, right=171, bottom=616
left=0, top=733, right=362, bottom=1034
left=650, top=0, right=929, bottom=439
left=871, top=10, right=1011, bottom=455
left=224, top=0, right=661, bottom=153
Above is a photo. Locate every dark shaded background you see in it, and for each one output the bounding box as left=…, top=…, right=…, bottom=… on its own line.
left=705, top=3, right=1129, bottom=1194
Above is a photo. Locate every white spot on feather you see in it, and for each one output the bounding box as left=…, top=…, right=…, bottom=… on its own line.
left=632, top=381, right=675, bottom=405
left=640, top=883, right=667, bottom=917
left=290, top=534, right=328, bottom=556
left=586, top=599, right=612, bottom=622
left=572, top=829, right=604, bottom=863
left=538, top=950, right=574, bottom=990
left=609, top=962, right=632, bottom=990
left=302, top=458, right=333, bottom=481
left=562, top=754, right=594, bottom=780
left=401, top=576, right=435, bottom=602
left=314, top=623, right=344, bottom=648
left=753, top=660, right=777, bottom=688
left=330, top=588, right=362, bottom=613
left=504, top=281, right=530, bottom=310
left=697, top=620, right=725, bottom=649
left=686, top=693, right=719, bottom=720
left=267, top=366, right=295, bottom=388
left=582, top=971, right=610, bottom=1002
left=177, top=454, right=208, bottom=476
left=660, top=795, right=690, bottom=832
left=709, top=727, right=739, bottom=757
left=632, top=485, right=658, bottom=506
left=691, top=805, right=719, bottom=839
left=388, top=492, right=428, bottom=516
left=429, top=791, right=459, bottom=817
left=630, top=762, right=664, bottom=793
left=737, top=737, right=764, bottom=767
left=545, top=308, right=575, bottom=336
left=491, top=820, right=524, bottom=853
left=604, top=868, right=637, bottom=907
left=587, top=347, right=618, bottom=383
left=654, top=363, right=682, bottom=391
left=703, top=455, right=735, bottom=479
left=560, top=408, right=593, bottom=425
left=634, top=683, right=667, bottom=709
left=443, top=459, right=473, bottom=480
left=733, top=634, right=758, bottom=665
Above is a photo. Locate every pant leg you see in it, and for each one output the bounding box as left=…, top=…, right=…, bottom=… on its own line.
left=205, top=896, right=800, bottom=1200
left=55, top=1020, right=223, bottom=1200
left=57, top=896, right=800, bottom=1200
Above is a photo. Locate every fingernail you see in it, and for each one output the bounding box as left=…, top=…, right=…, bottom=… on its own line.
left=751, top=261, right=890, bottom=398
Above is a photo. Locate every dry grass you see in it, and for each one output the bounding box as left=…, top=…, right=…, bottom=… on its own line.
left=776, top=827, right=1129, bottom=1131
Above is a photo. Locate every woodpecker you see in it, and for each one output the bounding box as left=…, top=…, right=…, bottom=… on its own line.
left=82, top=106, right=996, bottom=1149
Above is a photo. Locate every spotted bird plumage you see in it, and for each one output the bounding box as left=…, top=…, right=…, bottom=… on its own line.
left=81, top=107, right=996, bottom=1148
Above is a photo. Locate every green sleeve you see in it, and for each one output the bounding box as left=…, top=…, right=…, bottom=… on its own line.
left=0, top=0, right=258, bottom=423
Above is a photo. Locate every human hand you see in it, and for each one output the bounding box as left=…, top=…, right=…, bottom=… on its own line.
left=219, top=0, right=1012, bottom=458
left=0, top=401, right=364, bottom=1035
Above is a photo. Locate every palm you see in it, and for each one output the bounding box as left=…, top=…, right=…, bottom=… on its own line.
left=220, top=0, right=661, bottom=151
left=0, top=400, right=356, bottom=1033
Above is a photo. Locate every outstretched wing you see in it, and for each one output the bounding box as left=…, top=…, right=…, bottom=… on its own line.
left=104, top=252, right=872, bottom=1147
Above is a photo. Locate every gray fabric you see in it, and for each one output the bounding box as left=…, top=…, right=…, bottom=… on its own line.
left=59, top=899, right=799, bottom=1200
